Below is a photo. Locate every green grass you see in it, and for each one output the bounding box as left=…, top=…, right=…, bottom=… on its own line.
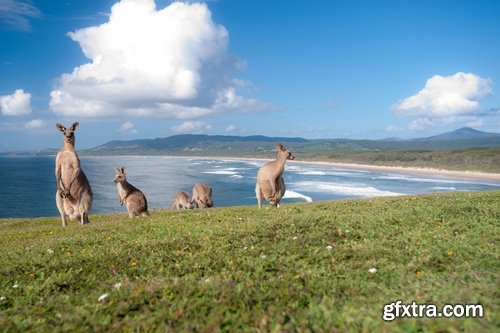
left=0, top=191, right=499, bottom=332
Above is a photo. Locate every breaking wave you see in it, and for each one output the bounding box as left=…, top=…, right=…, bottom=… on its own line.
left=290, top=181, right=403, bottom=197
left=372, top=174, right=467, bottom=184
left=283, top=190, right=313, bottom=202
left=286, top=165, right=367, bottom=177
left=204, top=168, right=239, bottom=176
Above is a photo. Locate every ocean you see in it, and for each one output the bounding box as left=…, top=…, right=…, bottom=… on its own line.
left=0, top=155, right=499, bottom=218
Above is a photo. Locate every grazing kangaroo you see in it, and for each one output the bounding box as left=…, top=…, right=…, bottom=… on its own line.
left=255, top=143, right=295, bottom=208
left=55, top=122, right=93, bottom=226
left=191, top=183, right=213, bottom=208
left=171, top=191, right=195, bottom=210
left=114, top=167, right=150, bottom=218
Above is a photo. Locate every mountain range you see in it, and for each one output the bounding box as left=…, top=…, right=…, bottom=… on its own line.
left=2, top=127, right=499, bottom=157
left=86, top=127, right=500, bottom=156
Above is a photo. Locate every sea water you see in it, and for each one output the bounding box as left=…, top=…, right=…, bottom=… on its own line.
left=0, top=155, right=499, bottom=218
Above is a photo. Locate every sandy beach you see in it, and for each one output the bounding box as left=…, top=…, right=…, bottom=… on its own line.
left=294, top=160, right=500, bottom=181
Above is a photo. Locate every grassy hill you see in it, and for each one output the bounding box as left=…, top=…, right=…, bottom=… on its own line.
left=1, top=191, right=498, bottom=332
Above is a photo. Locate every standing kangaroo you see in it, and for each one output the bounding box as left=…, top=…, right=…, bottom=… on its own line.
left=191, top=183, right=213, bottom=208
left=255, top=143, right=295, bottom=208
left=113, top=167, right=150, bottom=218
left=171, top=191, right=195, bottom=210
left=55, top=122, right=93, bottom=226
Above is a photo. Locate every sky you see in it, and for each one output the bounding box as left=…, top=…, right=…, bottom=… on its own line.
left=0, top=0, right=499, bottom=152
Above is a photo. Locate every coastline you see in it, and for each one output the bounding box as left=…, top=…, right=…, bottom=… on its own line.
left=295, top=161, right=500, bottom=181
left=222, top=156, right=500, bottom=181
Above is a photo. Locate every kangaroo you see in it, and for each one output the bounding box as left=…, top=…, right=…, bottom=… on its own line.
left=171, top=191, right=195, bottom=210
left=113, top=167, right=150, bottom=218
left=191, top=183, right=213, bottom=208
left=255, top=143, right=295, bottom=208
left=55, top=122, right=93, bottom=226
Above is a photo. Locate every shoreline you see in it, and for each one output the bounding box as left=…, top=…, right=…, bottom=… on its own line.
left=296, top=161, right=500, bottom=181
left=222, top=156, right=500, bottom=181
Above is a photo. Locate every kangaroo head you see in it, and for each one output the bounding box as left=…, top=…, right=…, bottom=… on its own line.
left=113, top=167, right=127, bottom=183
left=183, top=199, right=195, bottom=209
left=277, top=143, right=295, bottom=161
left=56, top=122, right=79, bottom=144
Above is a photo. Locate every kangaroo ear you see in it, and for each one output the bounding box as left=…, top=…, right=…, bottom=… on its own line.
left=114, top=167, right=119, bottom=172
left=71, top=122, right=80, bottom=131
left=121, top=167, right=125, bottom=173
left=276, top=143, right=285, bottom=151
left=56, top=124, right=66, bottom=132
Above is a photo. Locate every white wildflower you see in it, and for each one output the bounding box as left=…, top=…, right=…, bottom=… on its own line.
left=260, top=254, right=267, bottom=259
left=326, top=245, right=333, bottom=251
left=292, top=236, right=298, bottom=240
left=113, top=283, right=122, bottom=290
left=0, top=296, right=6, bottom=301
left=98, top=293, right=109, bottom=302
left=204, top=278, right=211, bottom=283
left=12, top=282, right=19, bottom=289
left=345, top=229, right=350, bottom=235
left=368, top=268, right=377, bottom=274
left=47, top=249, right=54, bottom=254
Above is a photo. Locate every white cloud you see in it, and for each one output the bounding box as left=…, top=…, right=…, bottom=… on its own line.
left=404, top=115, right=488, bottom=132
left=117, top=121, right=138, bottom=134
left=0, top=0, right=41, bottom=31
left=171, top=121, right=212, bottom=134
left=391, top=72, right=497, bottom=131
left=439, top=115, right=486, bottom=127
left=393, top=72, right=493, bottom=118
left=49, top=0, right=268, bottom=120
left=0, top=89, right=32, bottom=116
left=408, top=118, right=435, bottom=131
left=25, top=119, right=47, bottom=129
left=225, top=124, right=236, bottom=133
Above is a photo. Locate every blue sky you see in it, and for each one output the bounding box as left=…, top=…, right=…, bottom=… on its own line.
left=1, top=0, right=499, bottom=151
